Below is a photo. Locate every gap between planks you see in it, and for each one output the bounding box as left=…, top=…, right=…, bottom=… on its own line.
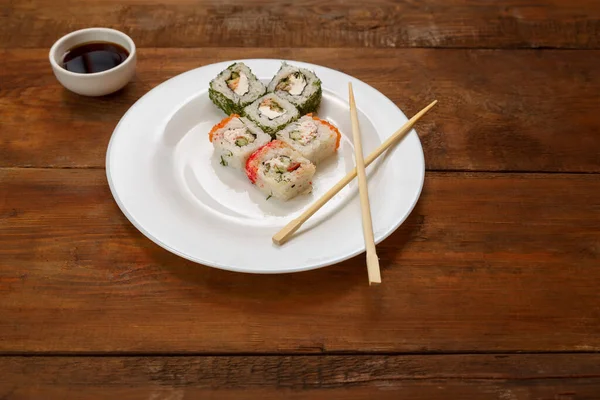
left=1, top=350, right=599, bottom=357
left=4, top=46, right=600, bottom=51
left=2, top=166, right=600, bottom=175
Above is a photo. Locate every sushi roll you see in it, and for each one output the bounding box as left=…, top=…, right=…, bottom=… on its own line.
left=209, top=62, right=266, bottom=115
left=209, top=114, right=272, bottom=169
left=276, top=114, right=341, bottom=164
left=243, top=93, right=300, bottom=136
left=267, top=62, right=322, bottom=115
left=246, top=140, right=316, bottom=201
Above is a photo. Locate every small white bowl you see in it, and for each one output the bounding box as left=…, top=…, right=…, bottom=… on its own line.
left=49, top=27, right=137, bottom=97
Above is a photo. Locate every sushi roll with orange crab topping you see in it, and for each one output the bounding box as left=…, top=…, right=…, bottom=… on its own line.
left=276, top=114, right=341, bottom=164
left=245, top=140, right=316, bottom=201
left=209, top=114, right=272, bottom=169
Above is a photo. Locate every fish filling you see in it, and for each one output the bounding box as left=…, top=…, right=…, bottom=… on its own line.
left=289, top=120, right=318, bottom=145
left=227, top=71, right=249, bottom=96
left=263, top=155, right=301, bottom=182
left=276, top=72, right=307, bottom=96
left=223, top=127, right=256, bottom=147
left=258, top=98, right=286, bottom=120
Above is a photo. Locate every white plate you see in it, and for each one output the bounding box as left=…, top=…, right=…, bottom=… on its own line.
left=106, top=59, right=424, bottom=274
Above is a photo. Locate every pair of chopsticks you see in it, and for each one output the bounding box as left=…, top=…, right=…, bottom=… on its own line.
left=273, top=86, right=438, bottom=284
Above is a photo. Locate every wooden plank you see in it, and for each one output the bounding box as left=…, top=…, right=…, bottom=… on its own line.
left=2, top=48, right=600, bottom=172
left=2, top=0, right=600, bottom=49
left=1, top=354, right=600, bottom=399
left=1, top=169, right=599, bottom=353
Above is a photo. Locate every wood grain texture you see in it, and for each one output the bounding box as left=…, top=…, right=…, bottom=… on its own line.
left=3, top=0, right=600, bottom=393
left=2, top=48, right=600, bottom=172
left=1, top=354, right=600, bottom=399
left=2, top=0, right=600, bottom=49
left=1, top=169, right=599, bottom=353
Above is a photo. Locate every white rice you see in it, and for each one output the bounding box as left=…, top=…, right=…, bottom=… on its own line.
left=246, top=140, right=315, bottom=201
left=211, top=116, right=271, bottom=170
left=276, top=115, right=339, bottom=163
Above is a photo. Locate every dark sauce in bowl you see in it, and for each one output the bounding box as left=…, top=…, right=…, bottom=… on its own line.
left=62, top=41, right=129, bottom=74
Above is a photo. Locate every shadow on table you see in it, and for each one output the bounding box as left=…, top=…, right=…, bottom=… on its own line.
left=59, top=74, right=149, bottom=122
left=133, top=203, right=423, bottom=308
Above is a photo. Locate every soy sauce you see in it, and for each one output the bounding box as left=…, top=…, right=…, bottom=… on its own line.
left=62, top=41, right=129, bottom=74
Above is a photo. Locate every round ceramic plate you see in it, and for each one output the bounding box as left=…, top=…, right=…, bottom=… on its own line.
left=106, top=59, right=425, bottom=273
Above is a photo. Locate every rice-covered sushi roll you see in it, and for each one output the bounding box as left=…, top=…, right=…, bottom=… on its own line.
left=243, top=93, right=299, bottom=136
left=267, top=62, right=322, bottom=115
left=246, top=140, right=316, bottom=201
left=209, top=62, right=266, bottom=115
left=209, top=114, right=272, bottom=169
left=276, top=114, right=341, bottom=163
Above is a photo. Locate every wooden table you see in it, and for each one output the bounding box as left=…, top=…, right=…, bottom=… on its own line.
left=1, top=1, right=600, bottom=398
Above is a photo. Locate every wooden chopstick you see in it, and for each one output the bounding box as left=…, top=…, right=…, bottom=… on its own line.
left=272, top=99, right=438, bottom=247
left=348, top=83, right=381, bottom=284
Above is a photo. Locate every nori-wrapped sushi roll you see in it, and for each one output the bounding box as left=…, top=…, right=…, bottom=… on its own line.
left=243, top=93, right=299, bottom=137
left=267, top=62, right=322, bottom=115
left=209, top=62, right=266, bottom=115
